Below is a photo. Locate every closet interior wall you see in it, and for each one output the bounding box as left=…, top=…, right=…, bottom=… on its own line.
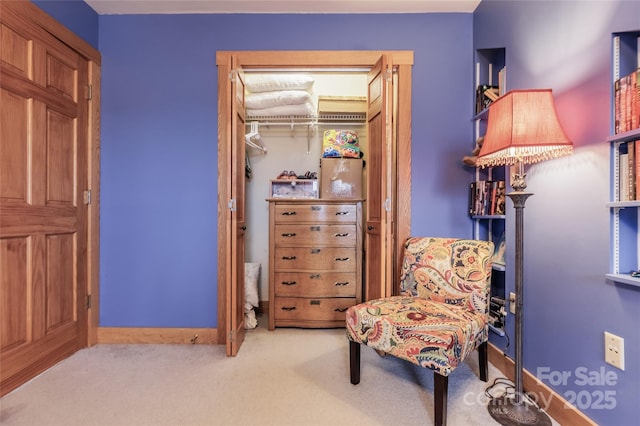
left=244, top=71, right=368, bottom=306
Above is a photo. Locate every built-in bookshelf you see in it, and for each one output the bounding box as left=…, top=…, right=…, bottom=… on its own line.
left=472, top=47, right=508, bottom=333
left=607, top=30, right=640, bottom=287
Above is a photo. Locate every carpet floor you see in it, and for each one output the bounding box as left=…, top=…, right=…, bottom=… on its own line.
left=0, top=317, right=558, bottom=426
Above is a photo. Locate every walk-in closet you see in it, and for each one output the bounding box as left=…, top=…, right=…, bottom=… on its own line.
left=242, top=70, right=369, bottom=326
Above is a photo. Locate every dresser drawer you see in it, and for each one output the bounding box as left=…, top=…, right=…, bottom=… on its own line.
left=274, top=247, right=356, bottom=271
left=273, top=203, right=356, bottom=223
left=274, top=224, right=356, bottom=247
left=274, top=272, right=357, bottom=297
left=273, top=297, right=355, bottom=322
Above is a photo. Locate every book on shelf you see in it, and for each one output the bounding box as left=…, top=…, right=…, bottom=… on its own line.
left=476, top=84, right=500, bottom=115
left=635, top=141, right=640, bottom=201
left=498, top=66, right=507, bottom=96
left=484, top=88, right=499, bottom=102
left=617, top=140, right=640, bottom=201
left=494, top=180, right=506, bottom=215
left=469, top=180, right=506, bottom=216
left=629, top=140, right=636, bottom=200
left=614, top=68, right=640, bottom=134
left=620, top=143, right=629, bottom=201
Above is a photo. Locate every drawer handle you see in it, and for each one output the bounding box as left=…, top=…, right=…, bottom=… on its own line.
left=310, top=274, right=321, bottom=279
left=311, top=248, right=321, bottom=254
left=311, top=206, right=321, bottom=211
left=335, top=233, right=349, bottom=237
left=335, top=257, right=350, bottom=262
left=281, top=233, right=297, bottom=237
left=310, top=226, right=321, bottom=231
left=335, top=211, right=350, bottom=216
left=281, top=306, right=296, bottom=311
left=310, top=300, right=320, bottom=305
left=282, top=281, right=297, bottom=286
left=282, top=211, right=297, bottom=216
left=334, top=307, right=349, bottom=313
left=282, top=256, right=297, bottom=260
left=334, top=281, right=350, bottom=286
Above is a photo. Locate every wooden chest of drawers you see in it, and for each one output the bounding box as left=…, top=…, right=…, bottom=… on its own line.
left=268, top=199, right=362, bottom=329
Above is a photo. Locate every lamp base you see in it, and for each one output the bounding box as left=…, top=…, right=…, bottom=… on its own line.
left=487, top=396, right=552, bottom=426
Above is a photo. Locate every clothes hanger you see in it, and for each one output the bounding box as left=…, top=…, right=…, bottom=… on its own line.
left=245, top=121, right=267, bottom=153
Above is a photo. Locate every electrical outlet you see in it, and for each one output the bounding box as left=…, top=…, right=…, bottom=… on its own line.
left=604, top=331, right=625, bottom=370
left=509, top=292, right=516, bottom=315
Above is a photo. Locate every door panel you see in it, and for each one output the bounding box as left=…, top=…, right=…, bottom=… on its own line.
left=46, top=234, right=76, bottom=329
left=0, top=238, right=28, bottom=351
left=0, top=14, right=88, bottom=396
left=0, top=89, right=28, bottom=201
left=365, top=55, right=394, bottom=301
left=226, top=60, right=246, bottom=356
left=47, top=109, right=76, bottom=202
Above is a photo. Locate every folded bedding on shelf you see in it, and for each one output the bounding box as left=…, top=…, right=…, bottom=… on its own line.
left=245, top=90, right=313, bottom=110
left=322, top=129, right=360, bottom=158
left=245, top=74, right=314, bottom=93
left=246, top=102, right=316, bottom=118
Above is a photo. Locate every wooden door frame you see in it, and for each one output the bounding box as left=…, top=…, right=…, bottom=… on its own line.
left=216, top=51, right=412, bottom=343
left=2, top=1, right=102, bottom=346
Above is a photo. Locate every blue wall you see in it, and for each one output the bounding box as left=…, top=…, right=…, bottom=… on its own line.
left=28, top=0, right=640, bottom=424
left=475, top=1, right=639, bottom=424
left=96, top=13, right=475, bottom=328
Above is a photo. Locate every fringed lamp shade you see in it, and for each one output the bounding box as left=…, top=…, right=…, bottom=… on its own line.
left=476, top=89, right=573, bottom=168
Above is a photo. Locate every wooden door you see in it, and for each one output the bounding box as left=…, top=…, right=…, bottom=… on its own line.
left=0, top=10, right=89, bottom=396
left=224, top=59, right=247, bottom=356
left=364, top=55, right=395, bottom=301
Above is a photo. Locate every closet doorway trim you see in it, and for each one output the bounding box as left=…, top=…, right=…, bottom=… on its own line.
left=216, top=50, right=413, bottom=352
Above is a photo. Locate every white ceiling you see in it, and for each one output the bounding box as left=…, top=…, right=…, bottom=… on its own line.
left=84, top=0, right=482, bottom=15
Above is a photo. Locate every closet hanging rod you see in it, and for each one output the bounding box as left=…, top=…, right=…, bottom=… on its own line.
left=247, top=123, right=368, bottom=128
left=247, top=120, right=316, bottom=127
left=246, top=121, right=367, bottom=127
left=244, top=67, right=370, bottom=73
left=246, top=113, right=366, bottom=126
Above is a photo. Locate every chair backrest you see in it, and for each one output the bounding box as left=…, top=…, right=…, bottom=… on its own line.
left=399, top=237, right=494, bottom=314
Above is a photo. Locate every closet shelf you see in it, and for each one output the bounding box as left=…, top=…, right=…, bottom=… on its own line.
left=245, top=113, right=366, bottom=154
left=246, top=113, right=366, bottom=126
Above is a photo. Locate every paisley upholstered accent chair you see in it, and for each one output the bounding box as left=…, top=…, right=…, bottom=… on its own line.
left=346, top=237, right=494, bottom=426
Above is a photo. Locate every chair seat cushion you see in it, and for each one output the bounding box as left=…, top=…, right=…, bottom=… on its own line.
left=346, top=296, right=488, bottom=376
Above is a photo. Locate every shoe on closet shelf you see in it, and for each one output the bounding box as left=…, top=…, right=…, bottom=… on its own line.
left=276, top=170, right=290, bottom=180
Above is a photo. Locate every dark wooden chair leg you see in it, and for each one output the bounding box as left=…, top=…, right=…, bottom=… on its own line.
left=349, top=341, right=361, bottom=385
left=434, top=372, right=448, bottom=426
left=478, top=341, right=488, bottom=382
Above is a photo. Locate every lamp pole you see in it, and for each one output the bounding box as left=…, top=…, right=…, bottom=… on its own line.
left=509, top=190, right=532, bottom=406
left=488, top=163, right=551, bottom=426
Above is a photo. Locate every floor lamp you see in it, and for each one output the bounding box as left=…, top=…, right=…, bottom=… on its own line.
left=476, top=90, right=573, bottom=426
